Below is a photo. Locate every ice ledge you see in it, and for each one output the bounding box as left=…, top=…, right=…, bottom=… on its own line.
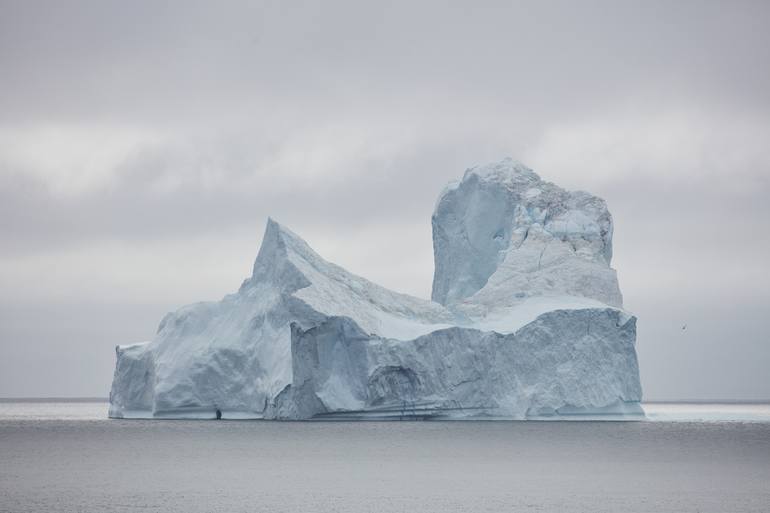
left=312, top=400, right=645, bottom=421
left=109, top=403, right=645, bottom=421
left=461, top=295, right=633, bottom=334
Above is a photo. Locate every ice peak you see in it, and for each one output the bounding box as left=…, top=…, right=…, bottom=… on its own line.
left=252, top=218, right=288, bottom=277
left=262, top=218, right=315, bottom=256
left=462, top=157, right=539, bottom=186
left=249, top=217, right=324, bottom=292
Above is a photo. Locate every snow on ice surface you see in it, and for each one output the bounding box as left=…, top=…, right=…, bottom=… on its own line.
left=109, top=159, right=642, bottom=420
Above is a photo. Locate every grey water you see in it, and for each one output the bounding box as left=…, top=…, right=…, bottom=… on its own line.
left=1, top=402, right=769, bottom=513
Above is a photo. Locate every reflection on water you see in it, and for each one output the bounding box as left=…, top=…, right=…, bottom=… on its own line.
left=0, top=400, right=108, bottom=421
left=644, top=402, right=770, bottom=422
left=1, top=400, right=769, bottom=422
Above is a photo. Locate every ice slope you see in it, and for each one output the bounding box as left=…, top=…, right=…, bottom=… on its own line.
left=109, top=219, right=458, bottom=419
left=109, top=158, right=642, bottom=420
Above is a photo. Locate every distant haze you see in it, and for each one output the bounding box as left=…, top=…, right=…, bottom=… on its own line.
left=1, top=1, right=768, bottom=400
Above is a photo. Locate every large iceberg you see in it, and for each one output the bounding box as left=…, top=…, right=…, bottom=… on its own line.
left=109, top=158, right=642, bottom=420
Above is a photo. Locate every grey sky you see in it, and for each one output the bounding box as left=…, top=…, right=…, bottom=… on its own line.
left=1, top=0, right=768, bottom=399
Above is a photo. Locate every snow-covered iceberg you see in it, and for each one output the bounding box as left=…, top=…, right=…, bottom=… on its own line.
left=109, top=158, right=642, bottom=420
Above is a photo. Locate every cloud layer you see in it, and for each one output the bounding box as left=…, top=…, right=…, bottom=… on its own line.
left=1, top=0, right=769, bottom=399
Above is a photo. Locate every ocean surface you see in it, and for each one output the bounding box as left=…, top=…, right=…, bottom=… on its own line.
left=1, top=401, right=768, bottom=513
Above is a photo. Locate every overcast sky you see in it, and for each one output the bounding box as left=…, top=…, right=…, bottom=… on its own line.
left=1, top=0, right=768, bottom=400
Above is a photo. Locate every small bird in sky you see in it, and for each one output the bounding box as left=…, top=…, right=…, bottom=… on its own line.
left=682, top=324, right=687, bottom=330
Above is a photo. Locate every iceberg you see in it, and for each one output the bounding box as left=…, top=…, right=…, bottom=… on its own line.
left=109, top=158, right=642, bottom=420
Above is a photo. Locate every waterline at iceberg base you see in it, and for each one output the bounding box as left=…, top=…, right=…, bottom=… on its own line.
left=109, top=158, right=643, bottom=420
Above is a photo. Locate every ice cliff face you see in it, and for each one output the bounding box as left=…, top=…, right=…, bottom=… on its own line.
left=432, top=158, right=622, bottom=311
left=109, top=159, right=642, bottom=420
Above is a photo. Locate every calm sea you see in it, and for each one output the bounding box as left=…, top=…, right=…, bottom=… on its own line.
left=1, top=401, right=768, bottom=512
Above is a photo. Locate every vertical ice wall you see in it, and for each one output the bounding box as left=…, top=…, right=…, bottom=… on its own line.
left=431, top=158, right=622, bottom=311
